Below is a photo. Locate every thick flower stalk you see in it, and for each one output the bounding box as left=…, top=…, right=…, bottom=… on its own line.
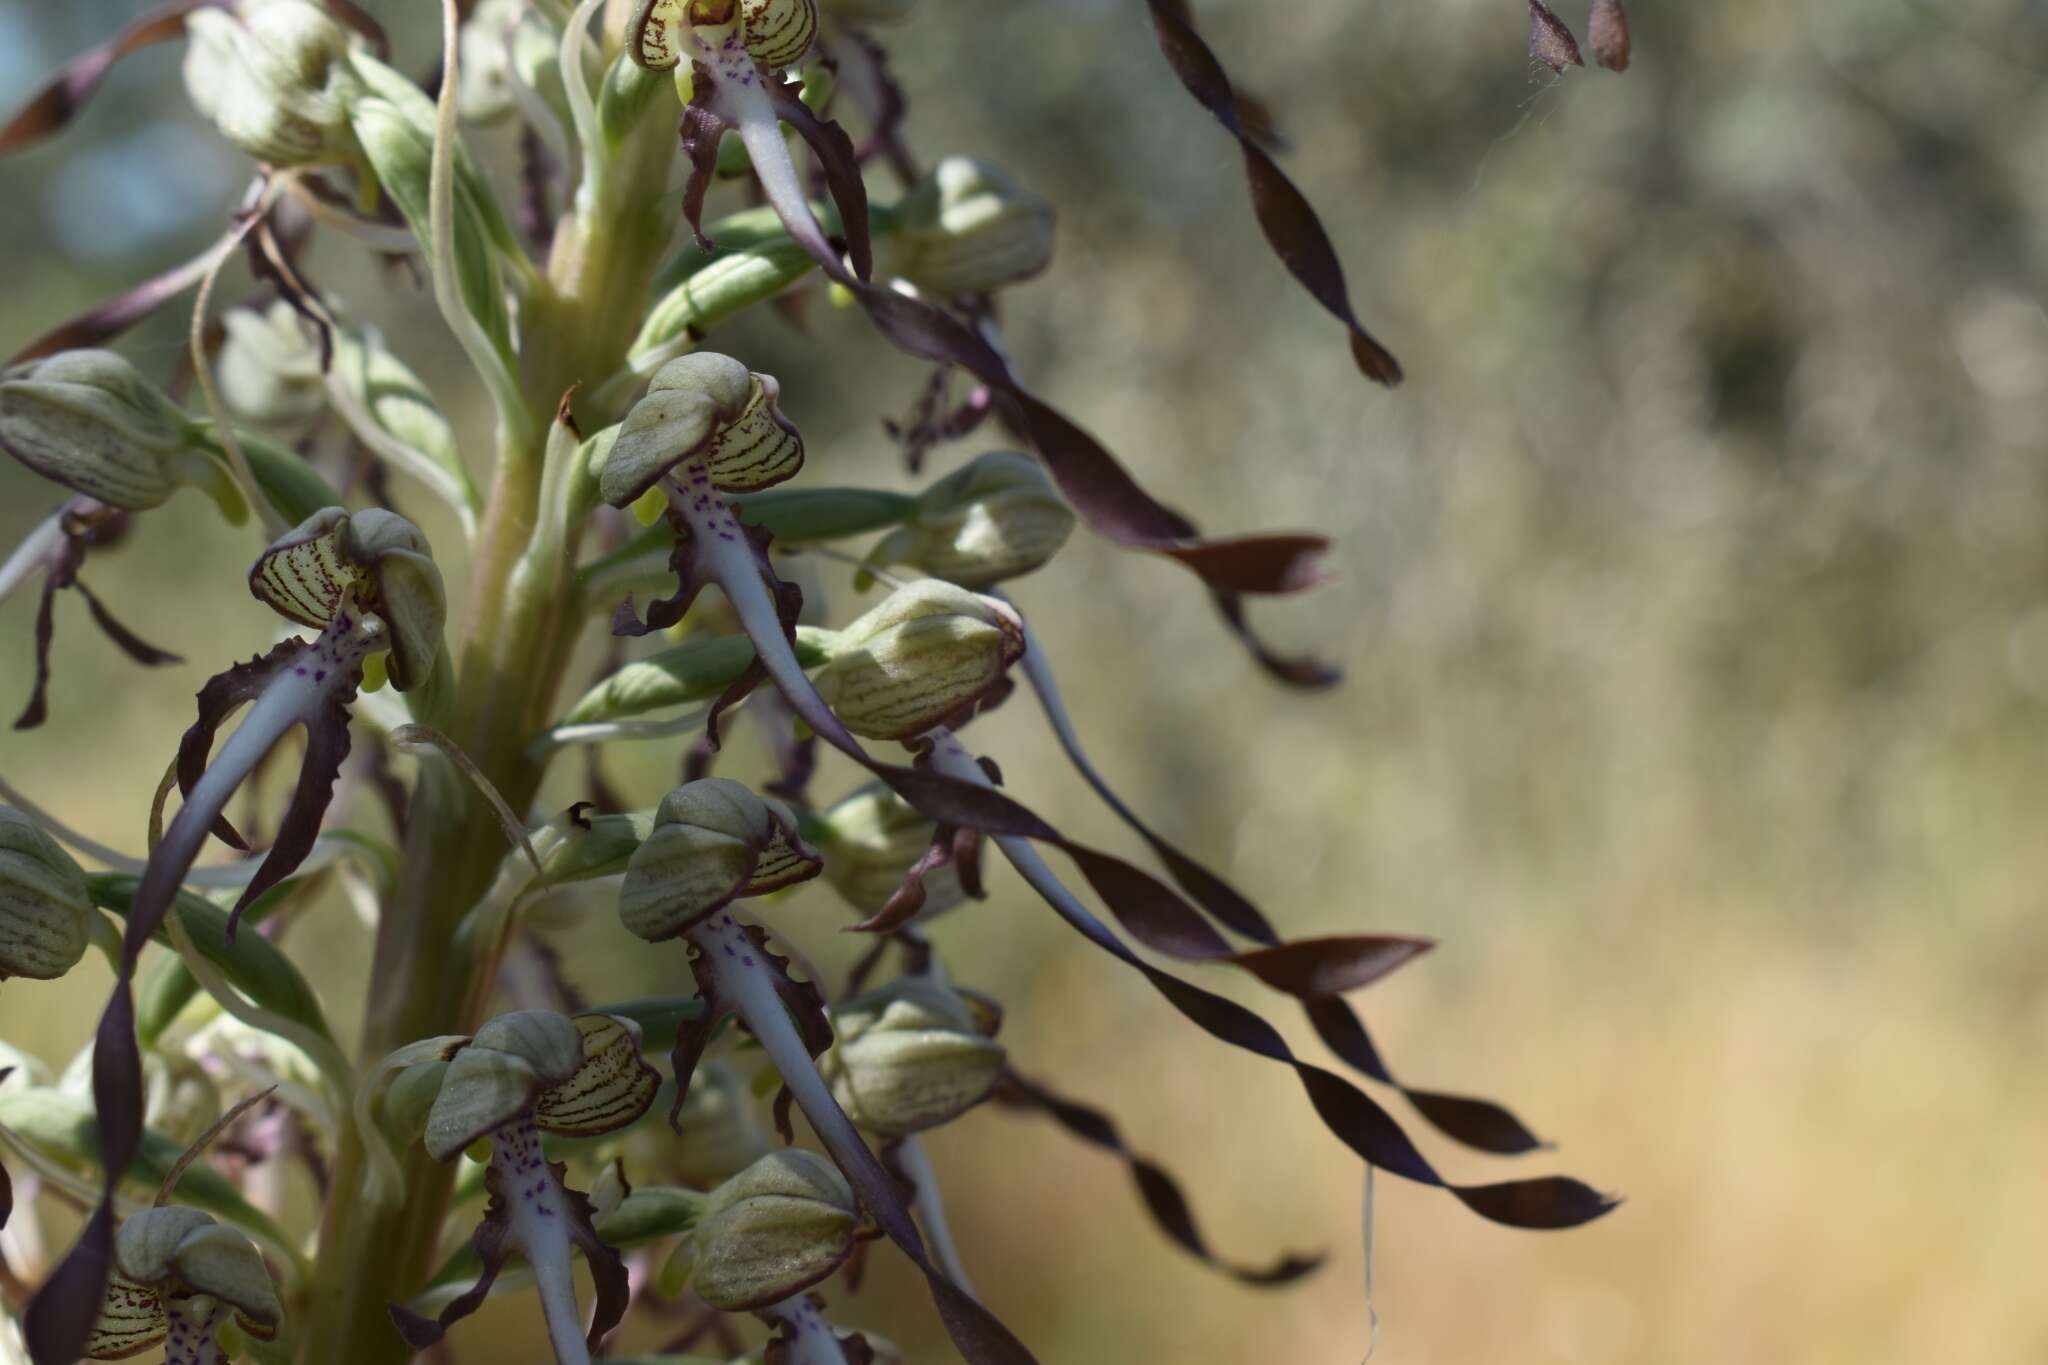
left=389, top=1010, right=660, bottom=1363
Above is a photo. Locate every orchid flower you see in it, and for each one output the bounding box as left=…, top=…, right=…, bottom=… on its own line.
left=387, top=1010, right=660, bottom=1363
left=625, top=0, right=868, bottom=282
left=82, top=1207, right=282, bottom=1365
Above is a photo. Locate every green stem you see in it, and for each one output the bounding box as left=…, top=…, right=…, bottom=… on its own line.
left=297, top=50, right=682, bottom=1365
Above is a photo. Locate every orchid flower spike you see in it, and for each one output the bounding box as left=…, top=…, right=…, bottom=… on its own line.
left=617, top=780, right=1028, bottom=1362
left=628, top=0, right=874, bottom=283
left=85, top=1208, right=283, bottom=1365
left=390, top=1010, right=660, bottom=1364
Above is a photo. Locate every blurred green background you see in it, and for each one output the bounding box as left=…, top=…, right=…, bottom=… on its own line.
left=4, top=0, right=2047, bottom=1361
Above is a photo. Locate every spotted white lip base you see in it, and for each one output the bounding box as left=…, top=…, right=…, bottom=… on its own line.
left=767, top=1292, right=854, bottom=1365
left=490, top=1115, right=592, bottom=1365
left=162, top=1302, right=230, bottom=1365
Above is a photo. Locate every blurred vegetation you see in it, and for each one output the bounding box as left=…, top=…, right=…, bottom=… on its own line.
left=4, top=0, right=2047, bottom=1361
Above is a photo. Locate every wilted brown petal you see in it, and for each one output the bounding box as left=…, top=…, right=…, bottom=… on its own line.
left=0, top=1, right=218, bottom=157
left=1528, top=0, right=1586, bottom=72
left=1141, top=0, right=1402, bottom=384
left=996, top=1069, right=1323, bottom=1285
left=1589, top=0, right=1632, bottom=71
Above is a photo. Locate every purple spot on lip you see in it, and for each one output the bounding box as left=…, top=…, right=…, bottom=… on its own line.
left=295, top=667, right=308, bottom=676
left=314, top=670, right=327, bottom=682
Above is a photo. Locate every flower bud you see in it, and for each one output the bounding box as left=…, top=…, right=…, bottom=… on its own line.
left=819, top=979, right=1004, bottom=1137
left=0, top=351, right=198, bottom=509
left=0, top=806, right=92, bottom=983
left=687, top=1149, right=858, bottom=1310
left=890, top=157, right=1055, bottom=298
left=664, top=1058, right=771, bottom=1188
left=217, top=301, right=327, bottom=435
left=814, top=580, right=1025, bottom=740
left=184, top=0, right=365, bottom=167
left=601, top=353, right=804, bottom=507
left=248, top=507, right=447, bottom=690
left=114, top=1207, right=282, bottom=1344
left=816, top=784, right=965, bottom=921
left=616, top=779, right=822, bottom=941
left=870, top=450, right=1074, bottom=588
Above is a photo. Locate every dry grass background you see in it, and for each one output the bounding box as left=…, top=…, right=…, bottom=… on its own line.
left=3, top=0, right=2046, bottom=1360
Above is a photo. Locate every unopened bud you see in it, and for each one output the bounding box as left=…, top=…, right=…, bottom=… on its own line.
left=114, top=1207, right=282, bottom=1344
left=184, top=0, right=365, bottom=167
left=820, top=979, right=1004, bottom=1137
left=870, top=450, right=1074, bottom=588
left=891, top=157, right=1055, bottom=298
left=687, top=1149, right=858, bottom=1310
left=248, top=507, right=447, bottom=690
left=617, top=779, right=822, bottom=941
left=816, top=784, right=965, bottom=921
left=0, top=351, right=199, bottom=509
left=815, top=580, right=1024, bottom=739
left=0, top=806, right=92, bottom=983
left=602, top=353, right=804, bottom=507
left=217, top=302, right=326, bottom=435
